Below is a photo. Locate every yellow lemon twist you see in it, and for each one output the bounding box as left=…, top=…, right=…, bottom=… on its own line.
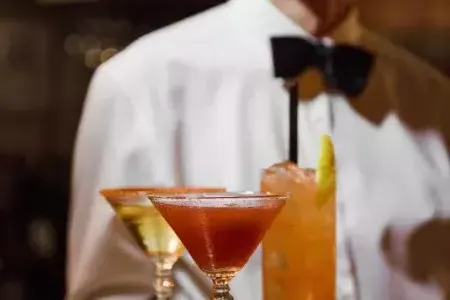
left=316, top=134, right=336, bottom=208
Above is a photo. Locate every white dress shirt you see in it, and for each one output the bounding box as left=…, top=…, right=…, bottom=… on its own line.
left=67, top=0, right=337, bottom=299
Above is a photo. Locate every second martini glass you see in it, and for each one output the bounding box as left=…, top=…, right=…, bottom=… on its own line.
left=150, top=192, right=288, bottom=300
left=100, top=187, right=225, bottom=299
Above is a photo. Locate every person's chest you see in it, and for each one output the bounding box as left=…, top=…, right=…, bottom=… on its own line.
left=165, top=68, right=332, bottom=191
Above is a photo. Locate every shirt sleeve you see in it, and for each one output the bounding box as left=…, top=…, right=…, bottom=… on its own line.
left=67, top=64, right=173, bottom=299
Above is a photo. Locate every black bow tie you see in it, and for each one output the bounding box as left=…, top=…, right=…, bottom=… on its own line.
left=271, top=37, right=375, bottom=164
left=271, top=37, right=375, bottom=97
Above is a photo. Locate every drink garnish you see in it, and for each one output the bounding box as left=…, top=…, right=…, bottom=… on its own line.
left=316, top=134, right=336, bottom=208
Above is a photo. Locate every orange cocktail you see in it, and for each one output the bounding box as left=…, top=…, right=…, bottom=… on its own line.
left=262, top=162, right=336, bottom=300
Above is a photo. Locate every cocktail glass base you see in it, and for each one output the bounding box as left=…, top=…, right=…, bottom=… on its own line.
left=207, top=271, right=236, bottom=300
left=153, top=256, right=177, bottom=300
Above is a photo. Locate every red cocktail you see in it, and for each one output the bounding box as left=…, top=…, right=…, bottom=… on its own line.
left=150, top=192, right=288, bottom=300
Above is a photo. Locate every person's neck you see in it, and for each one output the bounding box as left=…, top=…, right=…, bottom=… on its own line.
left=329, top=8, right=364, bottom=44
left=269, top=0, right=318, bottom=33
left=269, top=0, right=363, bottom=44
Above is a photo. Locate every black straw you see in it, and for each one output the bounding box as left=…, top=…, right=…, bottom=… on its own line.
left=289, top=84, right=299, bottom=164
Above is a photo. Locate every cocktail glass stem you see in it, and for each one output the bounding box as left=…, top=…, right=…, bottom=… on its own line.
left=208, top=271, right=235, bottom=300
left=154, top=259, right=175, bottom=300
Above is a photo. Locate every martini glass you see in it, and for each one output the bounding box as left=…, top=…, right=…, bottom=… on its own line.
left=149, top=192, right=288, bottom=300
left=100, top=187, right=225, bottom=300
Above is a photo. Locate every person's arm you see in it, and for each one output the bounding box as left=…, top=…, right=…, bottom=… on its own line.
left=67, top=65, right=167, bottom=300
left=337, top=28, right=450, bottom=298
left=361, top=32, right=450, bottom=298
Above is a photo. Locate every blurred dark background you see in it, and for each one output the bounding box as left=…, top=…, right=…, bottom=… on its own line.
left=0, top=0, right=448, bottom=299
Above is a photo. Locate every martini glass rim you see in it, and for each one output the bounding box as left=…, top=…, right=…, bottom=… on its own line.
left=99, top=186, right=226, bottom=197
left=148, top=191, right=289, bottom=201
left=100, top=186, right=226, bottom=207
